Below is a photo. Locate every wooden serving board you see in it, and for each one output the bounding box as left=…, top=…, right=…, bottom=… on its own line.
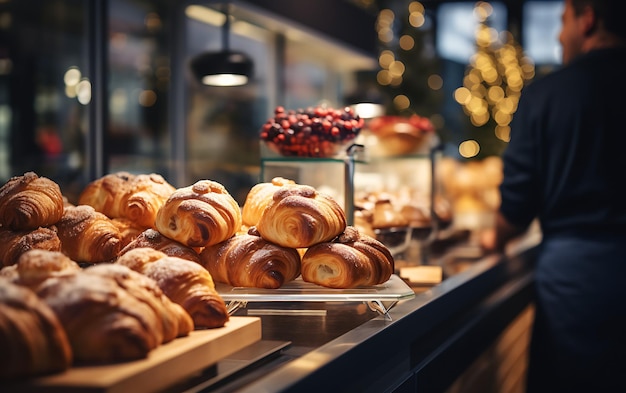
left=6, top=316, right=261, bottom=393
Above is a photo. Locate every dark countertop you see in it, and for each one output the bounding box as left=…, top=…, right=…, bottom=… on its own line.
left=173, top=231, right=539, bottom=393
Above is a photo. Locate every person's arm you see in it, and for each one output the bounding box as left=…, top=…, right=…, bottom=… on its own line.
left=481, top=211, right=529, bottom=253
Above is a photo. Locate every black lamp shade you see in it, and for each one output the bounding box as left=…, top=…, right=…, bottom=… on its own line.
left=190, top=50, right=254, bottom=87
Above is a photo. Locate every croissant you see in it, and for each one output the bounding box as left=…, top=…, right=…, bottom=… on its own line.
left=0, top=226, right=62, bottom=267
left=200, top=227, right=301, bottom=289
left=84, top=264, right=193, bottom=344
left=256, top=184, right=347, bottom=248
left=36, top=271, right=163, bottom=363
left=77, top=171, right=136, bottom=219
left=116, top=247, right=230, bottom=329
left=0, top=276, right=72, bottom=380
left=56, top=205, right=122, bottom=263
left=241, top=177, right=295, bottom=227
left=155, top=180, right=242, bottom=248
left=10, top=249, right=80, bottom=289
left=0, top=172, right=64, bottom=231
left=119, top=228, right=201, bottom=263
left=112, top=217, right=145, bottom=248
left=120, top=173, right=176, bottom=228
left=301, top=226, right=394, bottom=289
left=79, top=172, right=176, bottom=230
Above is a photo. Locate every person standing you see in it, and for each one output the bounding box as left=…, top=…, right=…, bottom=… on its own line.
left=482, top=0, right=626, bottom=392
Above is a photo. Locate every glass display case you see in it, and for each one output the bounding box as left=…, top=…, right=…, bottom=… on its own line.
left=260, top=142, right=448, bottom=265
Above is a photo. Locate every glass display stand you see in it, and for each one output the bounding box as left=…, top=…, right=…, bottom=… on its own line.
left=260, top=142, right=445, bottom=264
left=260, top=144, right=365, bottom=226
left=216, top=275, right=416, bottom=320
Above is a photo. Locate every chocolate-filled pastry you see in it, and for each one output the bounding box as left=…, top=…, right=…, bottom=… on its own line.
left=116, top=247, right=230, bottom=329
left=119, top=228, right=201, bottom=263
left=0, top=276, right=72, bottom=380
left=9, top=249, right=80, bottom=289
left=77, top=171, right=136, bottom=220
left=200, top=227, right=301, bottom=289
left=56, top=205, right=122, bottom=263
left=301, top=226, right=394, bottom=289
left=84, top=264, right=193, bottom=343
left=0, top=226, right=62, bottom=267
left=155, top=180, right=242, bottom=248
left=0, top=172, right=64, bottom=231
left=256, top=184, right=347, bottom=248
left=36, top=271, right=162, bottom=364
left=241, top=177, right=295, bottom=227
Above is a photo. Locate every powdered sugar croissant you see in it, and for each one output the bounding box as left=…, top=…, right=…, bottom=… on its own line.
left=36, top=271, right=163, bottom=363
left=120, top=173, right=176, bottom=228
left=0, top=276, right=72, bottom=379
left=79, top=172, right=176, bottom=229
left=301, top=226, right=394, bottom=289
left=116, top=247, right=229, bottom=329
left=155, top=180, right=242, bottom=248
left=0, top=172, right=64, bottom=231
left=56, top=205, right=122, bottom=263
left=78, top=171, right=135, bottom=220
left=84, top=264, right=193, bottom=344
left=6, top=249, right=80, bottom=289
left=120, top=228, right=201, bottom=263
left=200, top=228, right=301, bottom=289
left=256, top=184, right=347, bottom=248
left=242, top=177, right=295, bottom=228
left=0, top=226, right=62, bottom=267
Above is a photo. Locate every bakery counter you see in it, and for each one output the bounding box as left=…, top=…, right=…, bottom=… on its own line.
left=173, top=237, right=538, bottom=393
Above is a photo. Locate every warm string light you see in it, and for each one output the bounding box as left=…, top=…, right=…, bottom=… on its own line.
left=454, top=1, right=535, bottom=157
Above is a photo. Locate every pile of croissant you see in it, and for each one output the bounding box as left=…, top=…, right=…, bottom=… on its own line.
left=0, top=171, right=394, bottom=380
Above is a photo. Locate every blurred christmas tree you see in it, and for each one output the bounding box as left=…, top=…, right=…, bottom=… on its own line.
left=372, top=0, right=444, bottom=118
left=453, top=2, right=535, bottom=159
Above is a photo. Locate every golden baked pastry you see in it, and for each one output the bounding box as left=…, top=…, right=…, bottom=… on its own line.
left=371, top=199, right=409, bottom=229
left=120, top=173, right=176, bottom=228
left=353, top=207, right=376, bottom=238
left=119, top=228, right=201, bottom=263
left=84, top=264, right=193, bottom=344
left=0, top=276, right=72, bottom=380
left=155, top=180, right=242, bottom=248
left=56, top=205, right=122, bottom=263
left=241, top=177, right=295, bottom=227
left=199, top=228, right=301, bottom=289
left=77, top=171, right=136, bottom=220
left=79, top=172, right=176, bottom=229
left=116, top=247, right=230, bottom=329
left=36, top=271, right=163, bottom=363
left=256, top=184, right=347, bottom=248
left=400, top=204, right=430, bottom=227
left=0, top=172, right=64, bottom=231
left=0, top=226, right=62, bottom=267
left=301, top=226, right=394, bottom=289
left=111, top=217, right=145, bottom=248
left=10, top=249, right=80, bottom=289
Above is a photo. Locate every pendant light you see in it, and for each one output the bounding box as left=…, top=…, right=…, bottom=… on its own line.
left=190, top=3, right=254, bottom=87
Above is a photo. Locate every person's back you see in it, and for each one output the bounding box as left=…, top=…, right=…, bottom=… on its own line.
left=483, top=1, right=626, bottom=392
left=502, top=47, right=626, bottom=236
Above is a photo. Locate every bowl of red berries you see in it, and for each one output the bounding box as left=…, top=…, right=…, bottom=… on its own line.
left=259, top=105, right=364, bottom=158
